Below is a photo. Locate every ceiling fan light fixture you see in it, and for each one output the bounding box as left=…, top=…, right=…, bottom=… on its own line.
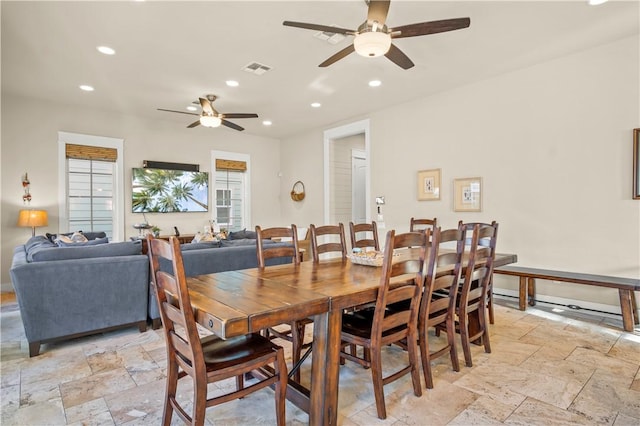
left=354, top=31, right=391, bottom=58
left=200, top=115, right=222, bottom=128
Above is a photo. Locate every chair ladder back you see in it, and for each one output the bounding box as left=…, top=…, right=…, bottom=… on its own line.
left=410, top=217, right=438, bottom=232
left=255, top=225, right=300, bottom=268
left=309, top=223, right=347, bottom=262
left=373, top=230, right=427, bottom=342
left=418, top=226, right=465, bottom=388
left=148, top=236, right=205, bottom=377
left=349, top=221, right=380, bottom=251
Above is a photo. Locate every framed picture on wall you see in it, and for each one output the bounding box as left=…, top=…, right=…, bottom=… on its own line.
left=454, top=177, right=482, bottom=212
left=417, top=169, right=441, bottom=201
left=634, top=128, right=640, bottom=200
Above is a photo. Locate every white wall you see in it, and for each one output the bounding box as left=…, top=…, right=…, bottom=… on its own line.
left=281, top=36, right=640, bottom=311
left=1, top=95, right=282, bottom=289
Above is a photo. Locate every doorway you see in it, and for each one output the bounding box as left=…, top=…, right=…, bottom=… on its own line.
left=323, top=119, right=371, bottom=225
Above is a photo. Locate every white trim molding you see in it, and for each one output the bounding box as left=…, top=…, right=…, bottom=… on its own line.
left=323, top=119, right=371, bottom=224
left=57, top=132, right=125, bottom=241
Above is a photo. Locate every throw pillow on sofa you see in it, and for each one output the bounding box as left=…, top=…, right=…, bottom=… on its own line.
left=228, top=228, right=257, bottom=240
left=56, top=237, right=109, bottom=247
left=46, top=231, right=107, bottom=243
left=56, top=232, right=89, bottom=245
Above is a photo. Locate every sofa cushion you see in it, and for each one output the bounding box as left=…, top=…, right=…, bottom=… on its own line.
left=57, top=237, right=109, bottom=247
left=180, top=241, right=221, bottom=251
left=228, top=229, right=257, bottom=240
left=30, top=241, right=142, bottom=262
left=220, top=239, right=259, bottom=247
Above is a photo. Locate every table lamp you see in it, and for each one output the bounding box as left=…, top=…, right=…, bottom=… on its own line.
left=17, top=209, right=48, bottom=237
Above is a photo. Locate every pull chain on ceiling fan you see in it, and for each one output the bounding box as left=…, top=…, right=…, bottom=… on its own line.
left=158, top=95, right=258, bottom=131
left=283, top=0, right=470, bottom=69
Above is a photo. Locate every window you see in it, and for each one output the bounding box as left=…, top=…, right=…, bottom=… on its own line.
left=58, top=132, right=124, bottom=241
left=211, top=151, right=250, bottom=232
left=67, top=158, right=114, bottom=238
left=215, top=171, right=244, bottom=231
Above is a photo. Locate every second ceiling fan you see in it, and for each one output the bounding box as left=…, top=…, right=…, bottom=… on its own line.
left=283, top=0, right=470, bottom=70
left=158, top=95, right=258, bottom=131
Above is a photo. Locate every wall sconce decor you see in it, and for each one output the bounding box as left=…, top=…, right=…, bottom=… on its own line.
left=22, top=172, right=31, bottom=204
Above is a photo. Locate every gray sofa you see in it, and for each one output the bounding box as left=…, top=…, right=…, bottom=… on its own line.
left=11, top=234, right=293, bottom=356
left=10, top=236, right=149, bottom=357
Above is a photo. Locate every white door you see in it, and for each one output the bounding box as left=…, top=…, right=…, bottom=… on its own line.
left=352, top=150, right=367, bottom=223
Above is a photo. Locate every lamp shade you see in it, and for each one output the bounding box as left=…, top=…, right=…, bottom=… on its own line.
left=353, top=31, right=391, bottom=58
left=200, top=115, right=222, bottom=128
left=17, top=209, right=48, bottom=228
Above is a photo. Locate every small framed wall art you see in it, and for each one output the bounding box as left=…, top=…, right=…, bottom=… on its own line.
left=454, top=177, right=482, bottom=212
left=634, top=128, right=639, bottom=200
left=417, top=169, right=441, bottom=201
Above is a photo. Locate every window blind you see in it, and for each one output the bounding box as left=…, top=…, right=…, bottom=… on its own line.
left=66, top=144, right=117, bottom=162
left=215, top=159, right=246, bottom=172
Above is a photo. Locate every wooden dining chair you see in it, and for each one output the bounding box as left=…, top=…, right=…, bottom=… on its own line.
left=410, top=217, right=437, bottom=232
left=458, top=220, right=499, bottom=324
left=349, top=221, right=380, bottom=252
left=452, top=222, right=497, bottom=367
left=255, top=224, right=301, bottom=268
left=418, top=226, right=465, bottom=389
left=339, top=229, right=426, bottom=420
left=147, top=236, right=288, bottom=426
left=255, top=224, right=309, bottom=381
left=309, top=223, right=348, bottom=262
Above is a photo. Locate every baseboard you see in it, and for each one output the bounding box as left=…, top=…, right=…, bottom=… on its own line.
left=493, top=286, right=623, bottom=319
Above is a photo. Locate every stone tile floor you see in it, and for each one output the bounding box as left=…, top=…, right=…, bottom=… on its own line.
left=1, top=294, right=638, bottom=425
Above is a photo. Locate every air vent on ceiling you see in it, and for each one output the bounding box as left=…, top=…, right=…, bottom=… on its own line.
left=242, top=62, right=272, bottom=75
left=313, top=30, right=345, bottom=45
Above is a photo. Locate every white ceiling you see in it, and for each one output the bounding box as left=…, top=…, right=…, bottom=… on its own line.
left=2, top=1, right=638, bottom=139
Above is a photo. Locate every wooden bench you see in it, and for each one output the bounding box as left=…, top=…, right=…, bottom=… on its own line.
left=494, top=265, right=640, bottom=332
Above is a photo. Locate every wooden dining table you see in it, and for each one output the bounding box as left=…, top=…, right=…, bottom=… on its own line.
left=187, top=251, right=517, bottom=425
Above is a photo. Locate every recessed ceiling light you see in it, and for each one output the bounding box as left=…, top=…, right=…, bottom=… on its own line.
left=368, top=80, right=382, bottom=87
left=97, top=46, right=115, bottom=55
left=588, top=0, right=608, bottom=5
left=186, top=106, right=198, bottom=111
left=311, top=102, right=321, bottom=108
left=262, top=120, right=272, bottom=126
left=226, top=80, right=239, bottom=87
left=79, top=85, right=94, bottom=92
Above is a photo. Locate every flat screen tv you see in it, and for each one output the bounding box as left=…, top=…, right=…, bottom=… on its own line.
left=132, top=168, right=209, bottom=213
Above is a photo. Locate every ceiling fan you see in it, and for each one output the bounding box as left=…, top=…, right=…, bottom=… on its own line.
left=283, top=0, right=470, bottom=70
left=157, top=95, right=258, bottom=131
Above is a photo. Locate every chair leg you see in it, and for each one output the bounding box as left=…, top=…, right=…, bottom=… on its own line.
left=406, top=331, right=422, bottom=398
left=370, top=348, right=387, bottom=420
left=363, top=347, right=371, bottom=369
left=192, top=379, right=208, bottom=425
left=162, top=360, right=179, bottom=426
left=487, top=280, right=495, bottom=325
left=274, top=348, right=287, bottom=426
left=479, top=307, right=491, bottom=355
left=419, top=327, right=434, bottom=389
left=447, top=316, right=460, bottom=373
left=458, top=310, right=473, bottom=368
left=236, top=374, right=244, bottom=392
